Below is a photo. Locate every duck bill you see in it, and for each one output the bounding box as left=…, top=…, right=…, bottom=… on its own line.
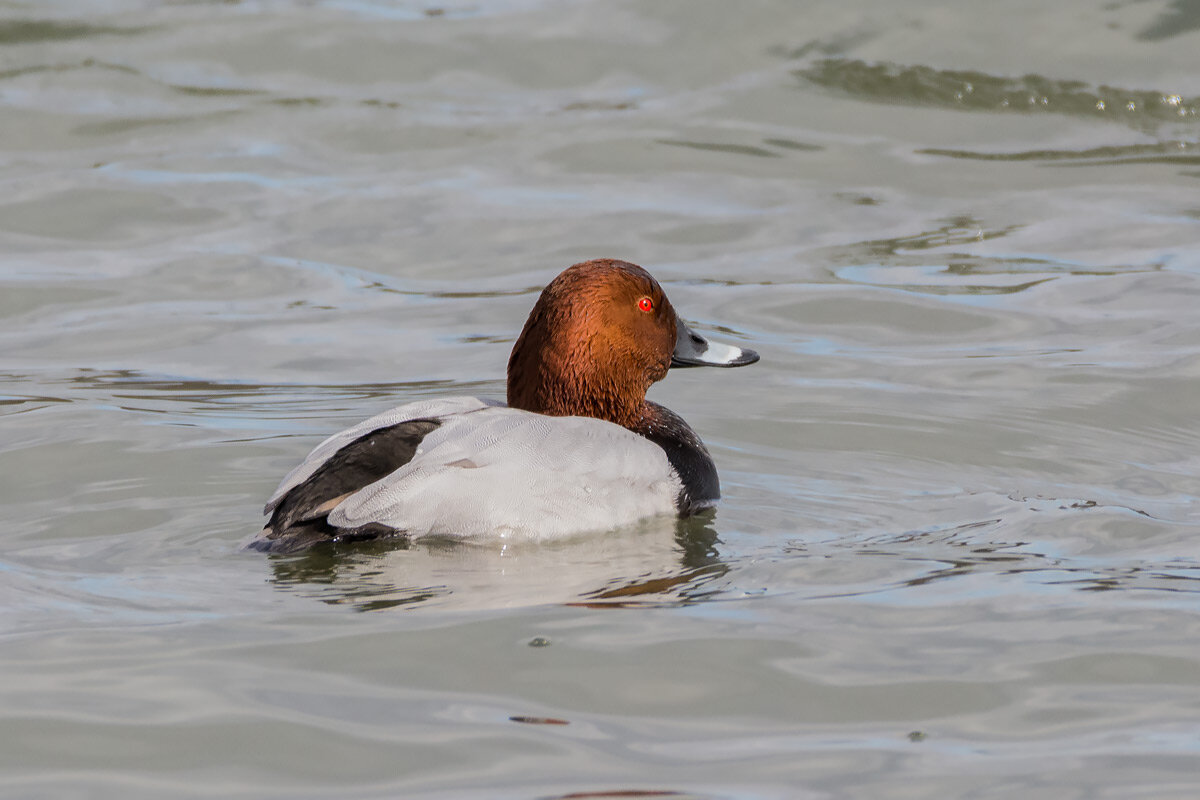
left=671, top=318, right=759, bottom=369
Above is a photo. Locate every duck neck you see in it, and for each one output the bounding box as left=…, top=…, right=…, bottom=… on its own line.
left=507, top=357, right=646, bottom=430
left=507, top=311, right=648, bottom=430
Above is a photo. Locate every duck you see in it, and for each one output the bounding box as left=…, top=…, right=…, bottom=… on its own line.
left=251, top=258, right=758, bottom=553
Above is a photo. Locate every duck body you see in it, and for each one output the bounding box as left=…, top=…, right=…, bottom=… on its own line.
left=253, top=259, right=756, bottom=553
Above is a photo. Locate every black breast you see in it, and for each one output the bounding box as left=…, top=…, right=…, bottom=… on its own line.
left=638, top=401, right=719, bottom=514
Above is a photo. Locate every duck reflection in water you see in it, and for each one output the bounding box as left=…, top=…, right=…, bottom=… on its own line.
left=266, top=514, right=727, bottom=611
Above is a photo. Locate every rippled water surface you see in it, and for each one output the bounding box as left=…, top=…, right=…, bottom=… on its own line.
left=2, top=1, right=1199, bottom=798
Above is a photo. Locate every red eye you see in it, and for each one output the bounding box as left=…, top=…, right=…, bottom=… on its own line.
left=638, top=297, right=653, bottom=313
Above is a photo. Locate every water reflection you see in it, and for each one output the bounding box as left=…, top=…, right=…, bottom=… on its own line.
left=795, top=58, right=1200, bottom=131
left=266, top=515, right=729, bottom=611
left=920, top=141, right=1200, bottom=167
left=0, top=367, right=499, bottom=420
left=785, top=498, right=1200, bottom=602
left=1139, top=0, right=1200, bottom=41
left=656, top=140, right=783, bottom=159
left=0, top=19, right=146, bottom=45
left=819, top=216, right=1158, bottom=297
left=543, top=791, right=712, bottom=800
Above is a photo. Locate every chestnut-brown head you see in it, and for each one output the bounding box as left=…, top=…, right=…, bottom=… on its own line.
left=507, top=259, right=677, bottom=429
left=507, top=259, right=759, bottom=431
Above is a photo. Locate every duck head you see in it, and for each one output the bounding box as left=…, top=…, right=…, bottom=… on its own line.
left=507, top=259, right=758, bottom=429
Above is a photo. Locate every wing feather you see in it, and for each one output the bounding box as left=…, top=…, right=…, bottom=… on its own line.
left=328, top=408, right=681, bottom=541
left=264, top=396, right=499, bottom=514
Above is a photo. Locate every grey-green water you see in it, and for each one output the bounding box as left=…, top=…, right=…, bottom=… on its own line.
left=2, top=1, right=1198, bottom=798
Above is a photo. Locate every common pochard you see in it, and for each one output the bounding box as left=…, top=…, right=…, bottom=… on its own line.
left=252, top=259, right=757, bottom=552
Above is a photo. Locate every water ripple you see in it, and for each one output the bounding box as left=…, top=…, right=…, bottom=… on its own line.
left=795, top=58, right=1200, bottom=132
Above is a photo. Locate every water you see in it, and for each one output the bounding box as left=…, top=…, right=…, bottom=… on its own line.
left=2, top=1, right=1199, bottom=797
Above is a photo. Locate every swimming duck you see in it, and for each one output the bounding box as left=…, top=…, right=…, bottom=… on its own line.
left=253, top=259, right=757, bottom=552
